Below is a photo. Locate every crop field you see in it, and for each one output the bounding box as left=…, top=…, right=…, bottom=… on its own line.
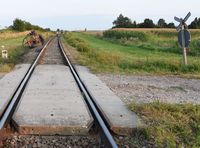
left=0, top=30, right=53, bottom=72
left=63, top=29, right=200, bottom=77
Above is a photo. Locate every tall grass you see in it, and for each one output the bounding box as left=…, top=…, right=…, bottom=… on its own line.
left=63, top=32, right=200, bottom=75
left=103, top=30, right=148, bottom=41
left=103, top=29, right=200, bottom=57
left=0, top=30, right=29, bottom=40
left=129, top=102, right=200, bottom=147
left=64, top=33, right=91, bottom=52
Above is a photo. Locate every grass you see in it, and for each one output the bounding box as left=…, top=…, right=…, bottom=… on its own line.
left=0, top=36, right=26, bottom=72
left=0, top=29, right=53, bottom=72
left=63, top=30, right=200, bottom=76
left=129, top=102, right=200, bottom=147
left=63, top=30, right=200, bottom=147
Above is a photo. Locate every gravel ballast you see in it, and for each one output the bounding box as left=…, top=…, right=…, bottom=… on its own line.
left=97, top=74, right=200, bottom=104
left=4, top=135, right=99, bottom=148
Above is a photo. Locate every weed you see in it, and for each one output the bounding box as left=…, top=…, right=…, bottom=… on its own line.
left=129, top=102, right=200, bottom=147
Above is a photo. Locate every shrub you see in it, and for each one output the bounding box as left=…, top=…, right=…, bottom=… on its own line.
left=12, top=18, right=45, bottom=32
left=103, top=30, right=148, bottom=41
left=64, top=33, right=91, bottom=52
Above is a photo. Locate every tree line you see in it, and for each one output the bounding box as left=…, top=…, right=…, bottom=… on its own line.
left=9, top=18, right=51, bottom=32
left=113, top=14, right=200, bottom=29
left=188, top=17, right=200, bottom=29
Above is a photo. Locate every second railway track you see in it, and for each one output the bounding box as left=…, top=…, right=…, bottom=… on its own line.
left=0, top=36, right=118, bottom=147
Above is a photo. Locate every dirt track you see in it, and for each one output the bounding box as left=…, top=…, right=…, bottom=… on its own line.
left=97, top=74, right=200, bottom=104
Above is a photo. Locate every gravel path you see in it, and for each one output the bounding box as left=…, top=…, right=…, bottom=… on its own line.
left=97, top=74, right=200, bottom=104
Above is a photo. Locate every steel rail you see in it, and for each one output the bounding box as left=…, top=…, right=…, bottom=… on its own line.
left=0, top=39, right=52, bottom=130
left=58, top=37, right=118, bottom=148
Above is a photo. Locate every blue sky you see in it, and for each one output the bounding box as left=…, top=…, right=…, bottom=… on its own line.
left=0, top=0, right=199, bottom=30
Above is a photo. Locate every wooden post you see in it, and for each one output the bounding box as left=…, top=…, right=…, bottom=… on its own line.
left=181, top=25, right=187, bottom=65
left=183, top=47, right=187, bottom=65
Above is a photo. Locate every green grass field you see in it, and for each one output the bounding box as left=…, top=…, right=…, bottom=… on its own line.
left=0, top=30, right=53, bottom=72
left=63, top=29, right=200, bottom=77
left=63, top=29, right=200, bottom=147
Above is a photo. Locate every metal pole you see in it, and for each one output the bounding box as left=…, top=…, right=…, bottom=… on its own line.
left=181, top=25, right=187, bottom=65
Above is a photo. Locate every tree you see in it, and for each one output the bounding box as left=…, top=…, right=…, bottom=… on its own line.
left=45, top=28, right=51, bottom=31
left=132, top=21, right=137, bottom=28
left=12, top=18, right=25, bottom=31
left=113, top=14, right=133, bottom=28
left=138, top=18, right=155, bottom=28
left=166, top=22, right=175, bottom=28
left=188, top=17, right=200, bottom=29
left=157, top=18, right=167, bottom=28
left=24, top=22, right=32, bottom=30
left=12, top=18, right=44, bottom=32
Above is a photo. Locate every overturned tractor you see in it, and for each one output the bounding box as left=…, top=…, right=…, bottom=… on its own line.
left=22, top=31, right=44, bottom=48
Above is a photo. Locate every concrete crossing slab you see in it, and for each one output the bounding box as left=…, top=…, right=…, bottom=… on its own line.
left=13, top=65, right=93, bottom=135
left=0, top=64, right=30, bottom=117
left=75, top=66, right=141, bottom=135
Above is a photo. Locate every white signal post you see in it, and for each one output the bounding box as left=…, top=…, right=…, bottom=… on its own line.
left=174, top=12, right=191, bottom=66
left=1, top=45, right=8, bottom=59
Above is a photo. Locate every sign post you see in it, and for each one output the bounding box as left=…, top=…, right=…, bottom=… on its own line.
left=1, top=46, right=8, bottom=59
left=174, top=12, right=191, bottom=65
left=181, top=25, right=187, bottom=65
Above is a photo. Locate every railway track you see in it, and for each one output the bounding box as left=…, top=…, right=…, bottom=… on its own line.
left=0, top=36, right=118, bottom=147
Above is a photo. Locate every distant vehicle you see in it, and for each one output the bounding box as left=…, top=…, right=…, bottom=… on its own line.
left=22, top=30, right=44, bottom=48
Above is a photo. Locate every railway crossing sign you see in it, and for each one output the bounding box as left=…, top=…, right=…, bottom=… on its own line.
left=174, top=12, right=191, bottom=65
left=178, top=29, right=191, bottom=48
left=175, top=12, right=191, bottom=31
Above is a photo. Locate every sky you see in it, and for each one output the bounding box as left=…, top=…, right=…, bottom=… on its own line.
left=0, top=0, right=199, bottom=30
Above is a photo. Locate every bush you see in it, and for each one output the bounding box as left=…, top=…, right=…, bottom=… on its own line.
left=76, top=42, right=91, bottom=52
left=12, top=18, right=45, bottom=32
left=64, top=33, right=91, bottom=52
left=12, top=19, right=25, bottom=31
left=103, top=30, right=148, bottom=41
